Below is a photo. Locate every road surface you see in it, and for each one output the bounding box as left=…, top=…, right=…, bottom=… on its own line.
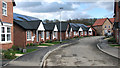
left=45, top=37, right=119, bottom=67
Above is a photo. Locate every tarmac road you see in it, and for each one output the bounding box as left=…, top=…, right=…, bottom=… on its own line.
left=45, top=37, right=119, bottom=67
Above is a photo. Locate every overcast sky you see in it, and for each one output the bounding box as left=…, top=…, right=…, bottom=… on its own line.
left=13, top=0, right=114, bottom=21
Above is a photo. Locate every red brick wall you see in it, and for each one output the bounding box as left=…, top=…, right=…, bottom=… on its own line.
left=0, top=1, right=14, bottom=49
left=58, top=32, right=66, bottom=40
left=14, top=23, right=26, bottom=48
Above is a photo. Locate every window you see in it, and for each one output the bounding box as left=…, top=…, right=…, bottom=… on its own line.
left=46, top=32, right=49, bottom=39
left=0, top=27, right=11, bottom=42
left=27, top=31, right=31, bottom=40
left=85, top=31, right=87, bottom=35
left=81, top=31, right=83, bottom=35
left=33, top=31, right=35, bottom=36
left=105, top=26, right=107, bottom=28
left=54, top=32, right=57, bottom=38
left=74, top=32, right=76, bottom=36
left=41, top=31, right=44, bottom=39
left=2, top=1, right=7, bottom=16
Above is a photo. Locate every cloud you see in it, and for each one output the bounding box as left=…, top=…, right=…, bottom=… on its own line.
left=15, top=2, right=78, bottom=13
left=13, top=0, right=114, bottom=20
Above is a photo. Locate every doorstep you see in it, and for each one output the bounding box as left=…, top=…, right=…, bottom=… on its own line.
left=15, top=54, right=24, bottom=57
left=37, top=46, right=48, bottom=47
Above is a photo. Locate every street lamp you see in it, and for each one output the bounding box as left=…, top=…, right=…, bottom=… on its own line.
left=60, top=7, right=63, bottom=43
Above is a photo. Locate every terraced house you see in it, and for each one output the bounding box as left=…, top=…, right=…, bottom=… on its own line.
left=113, top=0, right=120, bottom=44
left=0, top=0, right=16, bottom=49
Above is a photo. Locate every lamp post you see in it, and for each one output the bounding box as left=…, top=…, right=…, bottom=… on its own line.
left=60, top=7, right=63, bottom=43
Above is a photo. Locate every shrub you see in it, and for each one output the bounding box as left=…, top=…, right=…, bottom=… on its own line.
left=30, top=43, right=33, bottom=46
left=45, top=40, right=52, bottom=43
left=26, top=43, right=30, bottom=47
left=33, top=43, right=38, bottom=46
left=12, top=45, right=19, bottom=51
left=108, top=37, right=116, bottom=44
left=2, top=49, right=16, bottom=59
left=74, top=36, right=78, bottom=38
left=39, top=41, right=43, bottom=45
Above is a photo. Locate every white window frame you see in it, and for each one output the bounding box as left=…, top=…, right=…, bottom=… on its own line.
left=46, top=32, right=49, bottom=39
left=41, top=31, right=44, bottom=40
left=27, top=31, right=32, bottom=41
left=74, top=31, right=76, bottom=36
left=54, top=31, right=57, bottom=39
left=81, top=31, right=83, bottom=35
left=66, top=31, right=68, bottom=37
left=2, top=1, right=7, bottom=16
left=0, top=26, right=12, bottom=44
left=85, top=31, right=87, bottom=35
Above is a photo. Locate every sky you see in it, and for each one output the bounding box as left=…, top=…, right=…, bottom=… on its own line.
left=13, top=0, right=114, bottom=21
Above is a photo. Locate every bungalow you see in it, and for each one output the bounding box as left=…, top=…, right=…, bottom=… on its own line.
left=13, top=13, right=42, bottom=48
left=93, top=18, right=114, bottom=36
left=0, top=0, right=16, bottom=49
left=113, top=0, right=120, bottom=44
left=70, top=23, right=79, bottom=37
left=41, top=23, right=58, bottom=42
left=55, top=22, right=70, bottom=40
left=87, top=25, right=97, bottom=36
left=70, top=23, right=88, bottom=37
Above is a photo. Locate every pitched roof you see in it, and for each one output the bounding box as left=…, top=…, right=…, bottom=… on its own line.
left=109, top=18, right=115, bottom=23
left=93, top=18, right=107, bottom=26
left=14, top=20, right=42, bottom=30
left=43, top=23, right=55, bottom=31
left=13, top=13, right=40, bottom=22
left=70, top=23, right=88, bottom=31
left=54, top=22, right=69, bottom=32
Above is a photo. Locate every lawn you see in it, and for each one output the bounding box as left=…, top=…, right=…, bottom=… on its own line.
left=36, top=41, right=68, bottom=46
left=15, top=49, right=37, bottom=54
left=110, top=44, right=120, bottom=47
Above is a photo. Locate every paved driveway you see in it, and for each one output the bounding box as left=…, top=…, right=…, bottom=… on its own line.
left=45, top=37, right=119, bottom=66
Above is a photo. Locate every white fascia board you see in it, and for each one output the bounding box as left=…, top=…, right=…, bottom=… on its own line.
left=37, top=22, right=45, bottom=31
left=3, top=23, right=13, bottom=26
left=70, top=28, right=73, bottom=32
left=54, top=25, right=58, bottom=31
left=79, top=27, right=83, bottom=31
left=89, top=28, right=92, bottom=31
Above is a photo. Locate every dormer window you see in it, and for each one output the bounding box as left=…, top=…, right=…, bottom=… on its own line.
left=2, top=1, right=7, bottom=16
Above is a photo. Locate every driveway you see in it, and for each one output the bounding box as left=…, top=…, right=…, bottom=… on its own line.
left=45, top=36, right=119, bottom=67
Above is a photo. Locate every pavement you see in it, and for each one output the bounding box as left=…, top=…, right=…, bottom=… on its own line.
left=2, top=38, right=79, bottom=68
left=45, top=36, right=119, bottom=67
left=97, top=38, right=120, bottom=59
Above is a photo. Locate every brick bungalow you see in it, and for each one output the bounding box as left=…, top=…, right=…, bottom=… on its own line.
left=87, top=25, right=97, bottom=36
left=0, top=0, right=16, bottom=49
left=70, top=23, right=89, bottom=37
left=13, top=13, right=42, bottom=48
left=41, top=23, right=58, bottom=42
left=55, top=22, right=70, bottom=40
left=93, top=18, right=114, bottom=36
left=113, top=0, right=120, bottom=44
